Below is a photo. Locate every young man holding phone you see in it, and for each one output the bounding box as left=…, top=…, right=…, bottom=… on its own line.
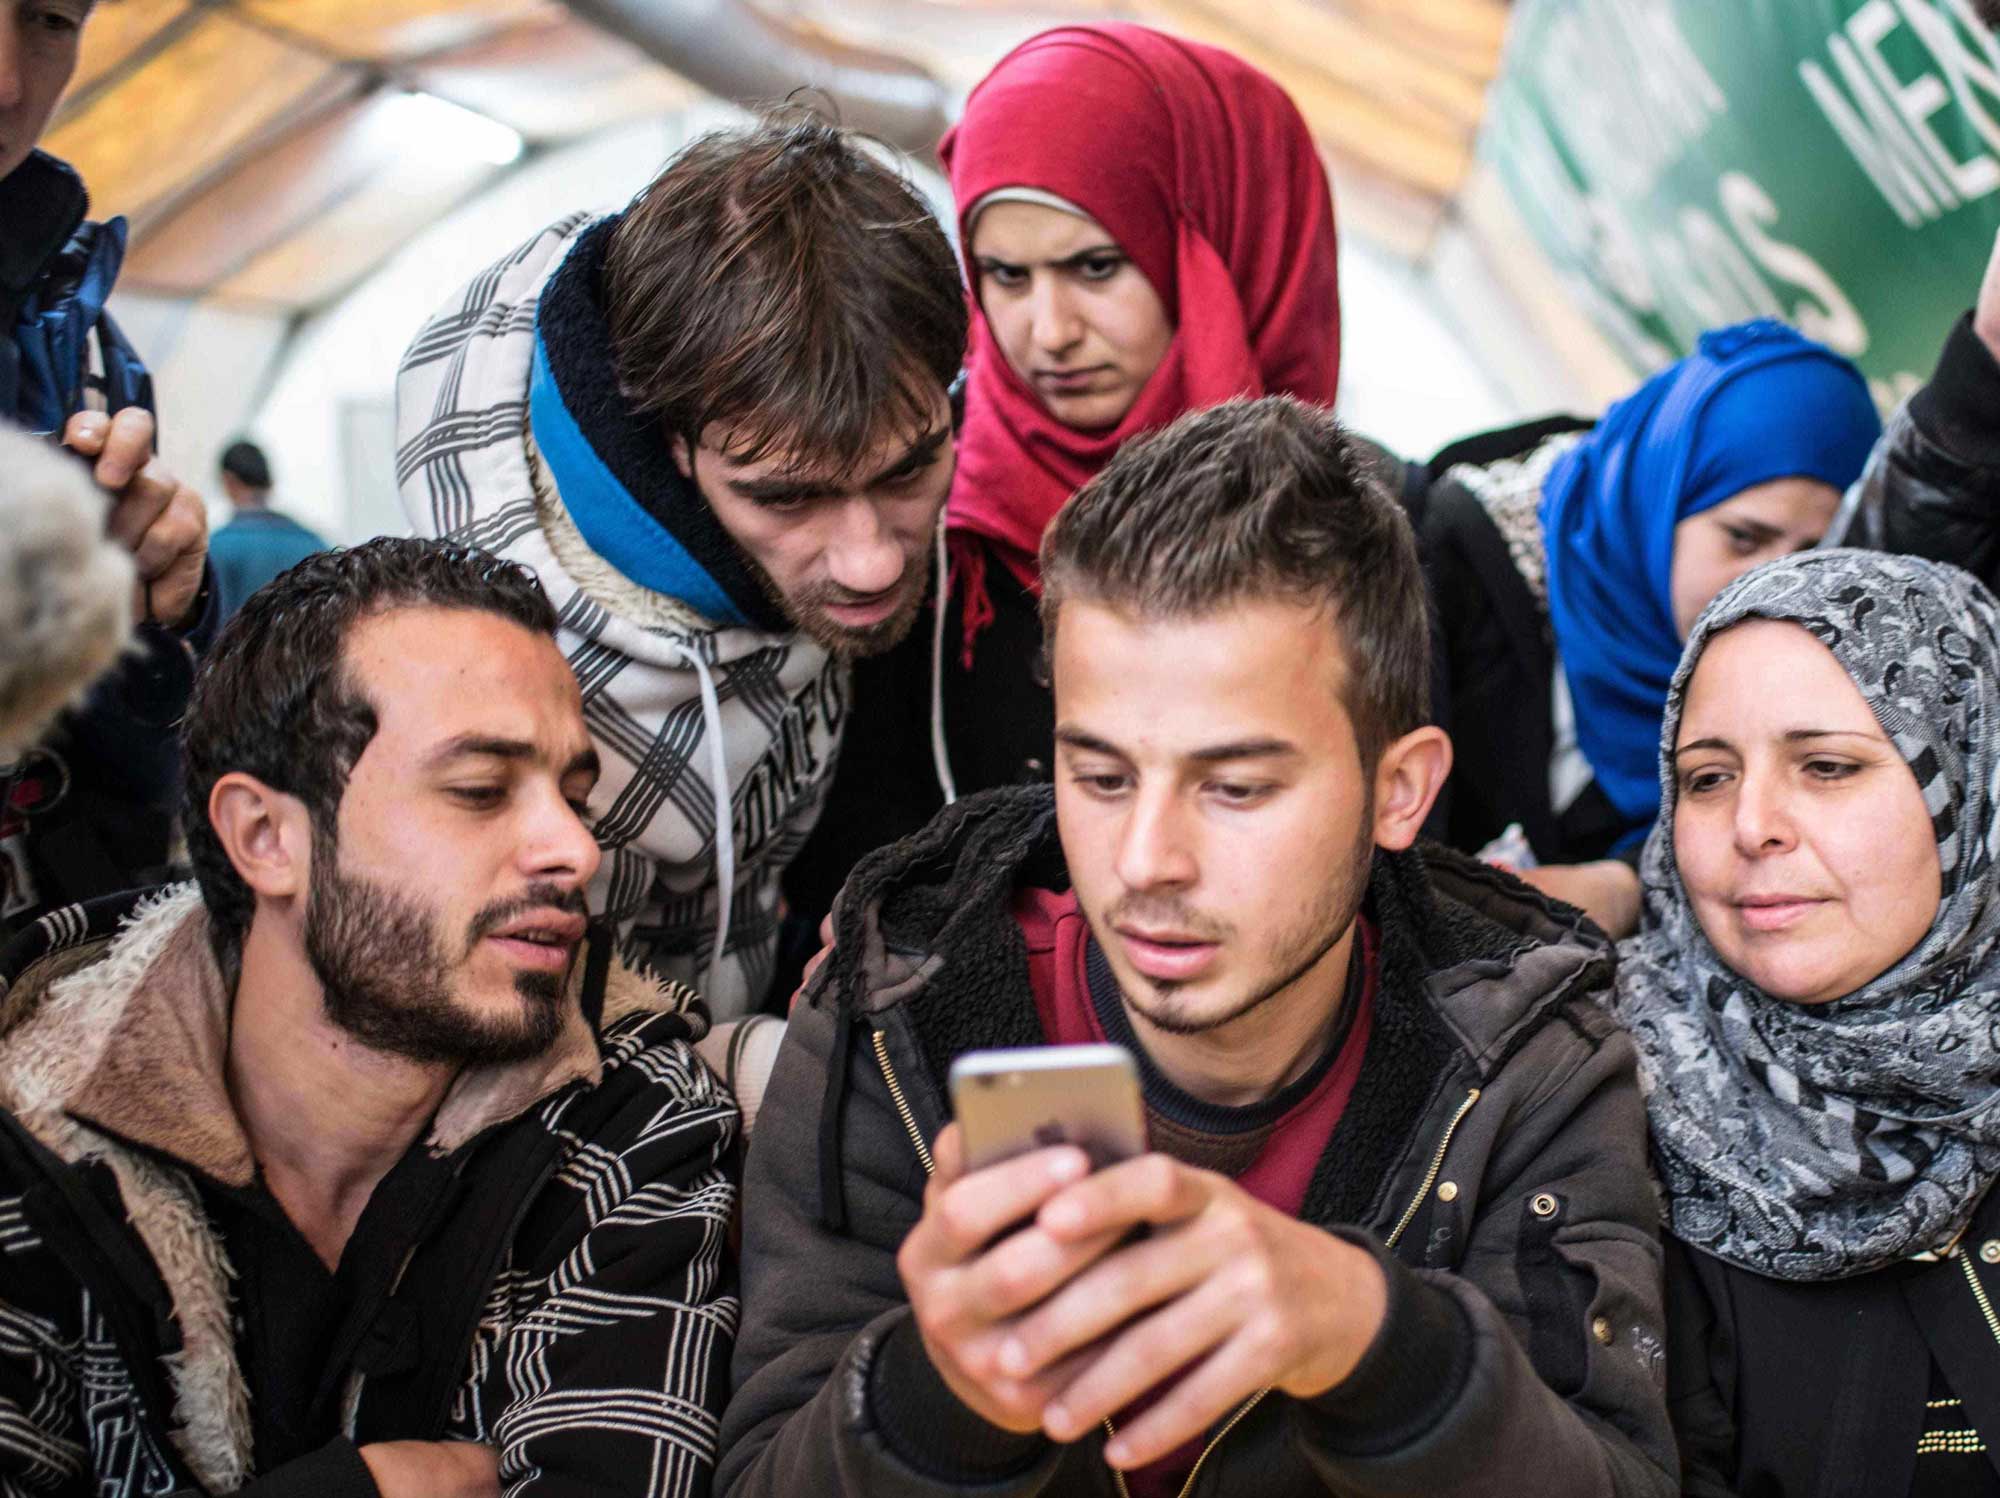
left=718, top=396, right=1676, bottom=1497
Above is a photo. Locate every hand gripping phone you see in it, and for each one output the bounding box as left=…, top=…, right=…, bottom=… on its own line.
left=948, top=1043, right=1147, bottom=1173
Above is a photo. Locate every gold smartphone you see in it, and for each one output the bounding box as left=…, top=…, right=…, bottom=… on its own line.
left=948, top=1043, right=1147, bottom=1173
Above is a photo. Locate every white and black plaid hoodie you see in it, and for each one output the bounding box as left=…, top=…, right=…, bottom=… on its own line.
left=396, top=214, right=847, bottom=1018
left=0, top=886, right=738, bottom=1497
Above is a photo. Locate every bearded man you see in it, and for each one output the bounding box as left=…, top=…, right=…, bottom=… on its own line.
left=0, top=538, right=738, bottom=1498
left=397, top=108, right=966, bottom=1016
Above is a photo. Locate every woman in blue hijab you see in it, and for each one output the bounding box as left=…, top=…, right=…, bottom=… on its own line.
left=1415, top=318, right=1881, bottom=934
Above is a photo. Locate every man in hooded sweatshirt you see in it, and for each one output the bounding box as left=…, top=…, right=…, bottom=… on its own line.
left=397, top=109, right=966, bottom=1018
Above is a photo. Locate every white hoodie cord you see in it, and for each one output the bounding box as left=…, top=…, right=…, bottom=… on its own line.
left=929, top=518, right=959, bottom=806
left=667, top=638, right=735, bottom=998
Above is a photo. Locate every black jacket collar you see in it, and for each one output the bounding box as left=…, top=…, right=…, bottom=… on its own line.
left=0, top=151, right=87, bottom=315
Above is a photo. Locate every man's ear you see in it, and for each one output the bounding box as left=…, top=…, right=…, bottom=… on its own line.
left=1370, top=725, right=1452, bottom=852
left=208, top=773, right=315, bottom=902
left=670, top=433, right=694, bottom=482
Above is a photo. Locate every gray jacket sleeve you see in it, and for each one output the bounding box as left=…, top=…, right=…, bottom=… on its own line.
left=714, top=996, right=1064, bottom=1498
left=1293, top=1019, right=1677, bottom=1498
left=1833, top=312, right=2000, bottom=593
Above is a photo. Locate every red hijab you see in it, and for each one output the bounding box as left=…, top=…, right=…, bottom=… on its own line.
left=940, top=24, right=1341, bottom=631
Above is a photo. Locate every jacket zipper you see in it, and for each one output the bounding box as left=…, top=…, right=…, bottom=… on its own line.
left=1108, top=1083, right=1480, bottom=1498
left=1386, top=1086, right=1482, bottom=1251
left=1956, top=1248, right=2000, bottom=1348
left=872, top=1027, right=935, bottom=1175
left=872, top=1025, right=1484, bottom=1498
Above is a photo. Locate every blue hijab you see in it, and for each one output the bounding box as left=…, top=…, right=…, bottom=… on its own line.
left=1540, top=319, right=1880, bottom=839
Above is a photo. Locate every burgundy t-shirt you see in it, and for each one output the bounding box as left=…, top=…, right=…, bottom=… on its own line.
left=1013, top=887, right=1376, bottom=1497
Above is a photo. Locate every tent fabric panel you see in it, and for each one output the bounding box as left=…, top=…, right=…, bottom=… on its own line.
left=214, top=155, right=501, bottom=307
left=411, top=14, right=701, bottom=141
left=236, top=0, right=556, bottom=61
left=43, top=11, right=344, bottom=225
left=64, top=0, right=193, bottom=98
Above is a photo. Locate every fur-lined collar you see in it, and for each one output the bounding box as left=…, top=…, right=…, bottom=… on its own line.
left=0, top=884, right=655, bottom=1187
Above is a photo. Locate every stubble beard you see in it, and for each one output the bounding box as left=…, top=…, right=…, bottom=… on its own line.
left=748, top=544, right=933, bottom=660
left=1111, top=819, right=1376, bottom=1039
left=303, top=838, right=579, bottom=1067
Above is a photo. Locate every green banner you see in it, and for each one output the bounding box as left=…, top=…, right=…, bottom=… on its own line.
left=1483, top=0, right=2000, bottom=406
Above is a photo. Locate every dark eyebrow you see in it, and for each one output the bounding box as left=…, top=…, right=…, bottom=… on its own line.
left=1672, top=728, right=1880, bottom=759
left=1056, top=726, right=1127, bottom=759
left=1187, top=737, right=1300, bottom=764
left=974, top=243, right=1122, bottom=273
left=1715, top=515, right=1784, bottom=541
left=428, top=734, right=536, bottom=767
left=726, top=425, right=947, bottom=507
left=1055, top=728, right=1299, bottom=764
left=427, top=736, right=601, bottom=780
left=865, top=425, right=949, bottom=487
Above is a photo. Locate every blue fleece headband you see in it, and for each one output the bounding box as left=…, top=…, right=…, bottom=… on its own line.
left=527, top=334, right=749, bottom=628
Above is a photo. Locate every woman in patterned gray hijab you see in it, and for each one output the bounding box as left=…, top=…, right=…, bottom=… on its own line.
left=1613, top=548, right=2000, bottom=1281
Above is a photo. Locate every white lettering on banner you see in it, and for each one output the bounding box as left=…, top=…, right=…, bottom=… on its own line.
left=1537, top=0, right=1722, bottom=198
left=1904, top=0, right=2000, bottom=157
left=1719, top=173, right=1872, bottom=355
left=1801, top=0, right=2000, bottom=227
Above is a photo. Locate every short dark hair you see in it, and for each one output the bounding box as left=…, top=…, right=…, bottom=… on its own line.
left=1039, top=396, right=1430, bottom=766
left=603, top=106, right=966, bottom=470
left=182, top=537, right=560, bottom=969
left=220, top=439, right=271, bottom=490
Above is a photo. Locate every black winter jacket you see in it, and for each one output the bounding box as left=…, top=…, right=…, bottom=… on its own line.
left=0, top=887, right=739, bottom=1497
left=0, top=150, right=217, bottom=937
left=1831, top=312, right=2000, bottom=596
left=1405, top=419, right=1634, bottom=867
left=719, top=785, right=1679, bottom=1497
left=778, top=546, right=1051, bottom=1003
left=1667, top=1187, right=2000, bottom=1496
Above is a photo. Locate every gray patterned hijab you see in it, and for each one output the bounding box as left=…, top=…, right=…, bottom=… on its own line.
left=1612, top=549, right=2000, bottom=1281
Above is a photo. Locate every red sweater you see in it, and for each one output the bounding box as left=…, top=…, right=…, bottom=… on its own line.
left=1014, top=888, right=1376, bottom=1495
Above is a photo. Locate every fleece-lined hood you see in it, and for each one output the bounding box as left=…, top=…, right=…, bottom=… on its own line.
left=397, top=212, right=848, bottom=1017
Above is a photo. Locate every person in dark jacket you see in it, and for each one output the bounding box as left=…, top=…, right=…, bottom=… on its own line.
left=779, top=26, right=1340, bottom=987
left=1610, top=549, right=2000, bottom=1496
left=2, top=2, right=217, bottom=934
left=1408, top=319, right=1879, bottom=938
left=720, top=398, right=1676, bottom=1498
left=0, top=538, right=738, bottom=1498
left=210, top=438, right=327, bottom=617
left=1833, top=225, right=2000, bottom=596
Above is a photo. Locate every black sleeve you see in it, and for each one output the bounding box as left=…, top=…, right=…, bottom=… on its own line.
left=715, top=998, right=1061, bottom=1498
left=1838, top=314, right=2000, bottom=595
left=1662, top=1239, right=1742, bottom=1498
left=234, top=1438, right=380, bottom=1498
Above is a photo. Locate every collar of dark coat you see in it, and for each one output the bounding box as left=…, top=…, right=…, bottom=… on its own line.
left=0, top=885, right=615, bottom=1189
left=0, top=151, right=86, bottom=303
left=815, top=783, right=1614, bottom=1228
left=529, top=215, right=790, bottom=634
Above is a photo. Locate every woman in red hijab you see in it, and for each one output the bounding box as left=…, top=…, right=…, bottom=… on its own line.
left=778, top=26, right=1340, bottom=986
left=935, top=23, right=1340, bottom=795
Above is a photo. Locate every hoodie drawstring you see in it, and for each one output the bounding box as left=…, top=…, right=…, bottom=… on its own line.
left=929, top=520, right=960, bottom=807
left=664, top=637, right=735, bottom=1000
